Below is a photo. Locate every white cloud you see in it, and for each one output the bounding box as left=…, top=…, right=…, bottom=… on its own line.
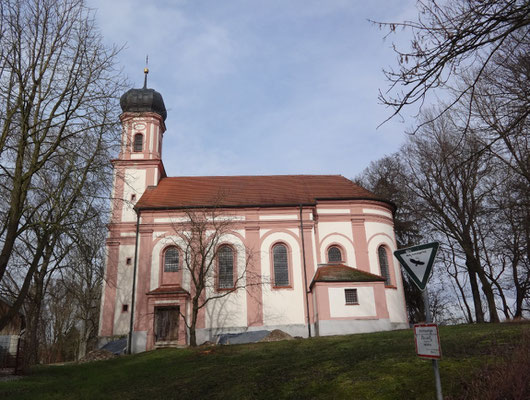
left=88, top=0, right=417, bottom=178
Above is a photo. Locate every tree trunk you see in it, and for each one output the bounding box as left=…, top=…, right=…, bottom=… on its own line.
left=23, top=271, right=45, bottom=369
left=189, top=298, right=199, bottom=347
left=491, top=279, right=512, bottom=320
left=474, top=263, right=500, bottom=323
left=467, top=254, right=499, bottom=323
left=0, top=239, right=47, bottom=331
left=77, top=320, right=87, bottom=361
left=452, top=269, right=474, bottom=323
left=466, top=262, right=484, bottom=323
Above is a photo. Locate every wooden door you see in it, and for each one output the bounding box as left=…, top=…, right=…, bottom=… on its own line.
left=155, top=307, right=179, bottom=342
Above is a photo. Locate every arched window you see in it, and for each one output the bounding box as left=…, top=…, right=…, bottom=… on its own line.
left=218, top=246, right=234, bottom=289
left=133, top=133, right=143, bottom=152
left=164, top=247, right=179, bottom=272
left=273, top=244, right=289, bottom=287
left=328, top=246, right=342, bottom=263
left=378, top=246, right=391, bottom=285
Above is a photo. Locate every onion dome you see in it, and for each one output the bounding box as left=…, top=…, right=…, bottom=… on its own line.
left=120, top=67, right=167, bottom=121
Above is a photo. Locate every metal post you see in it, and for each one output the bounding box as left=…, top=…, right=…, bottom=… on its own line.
left=299, top=205, right=312, bottom=338
left=423, top=288, right=443, bottom=400
left=127, top=210, right=141, bottom=354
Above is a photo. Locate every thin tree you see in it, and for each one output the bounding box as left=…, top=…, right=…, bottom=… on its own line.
left=168, top=208, right=258, bottom=347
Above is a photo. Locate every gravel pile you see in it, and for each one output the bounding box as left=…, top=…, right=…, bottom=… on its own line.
left=77, top=349, right=117, bottom=363
left=259, top=329, right=294, bottom=342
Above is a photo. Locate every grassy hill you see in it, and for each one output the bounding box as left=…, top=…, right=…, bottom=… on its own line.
left=1, top=322, right=528, bottom=400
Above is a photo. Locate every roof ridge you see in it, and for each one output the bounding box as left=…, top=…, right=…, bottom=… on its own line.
left=160, top=174, right=345, bottom=179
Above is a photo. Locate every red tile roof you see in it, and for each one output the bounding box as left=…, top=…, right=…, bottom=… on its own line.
left=310, top=264, right=385, bottom=289
left=135, top=175, right=390, bottom=210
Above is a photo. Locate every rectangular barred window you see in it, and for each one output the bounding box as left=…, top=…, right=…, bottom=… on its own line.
left=344, top=289, right=358, bottom=305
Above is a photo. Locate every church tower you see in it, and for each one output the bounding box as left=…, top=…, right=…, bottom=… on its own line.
left=99, top=70, right=168, bottom=343
left=112, top=68, right=167, bottom=223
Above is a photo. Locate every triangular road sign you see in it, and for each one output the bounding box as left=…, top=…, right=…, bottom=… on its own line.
left=394, top=242, right=439, bottom=291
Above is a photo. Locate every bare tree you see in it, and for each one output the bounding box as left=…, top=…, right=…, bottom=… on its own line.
left=0, top=0, right=125, bottom=286
left=485, top=169, right=530, bottom=318
left=0, top=0, right=125, bottom=331
left=440, top=237, right=474, bottom=323
left=58, top=213, right=105, bottom=360
left=168, top=208, right=258, bottom=347
left=471, top=32, right=530, bottom=184
left=402, top=110, right=500, bottom=322
left=376, top=0, right=529, bottom=130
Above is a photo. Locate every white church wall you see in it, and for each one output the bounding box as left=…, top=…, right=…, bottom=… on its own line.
left=317, top=221, right=353, bottom=245
left=203, top=233, right=248, bottom=330
left=362, top=208, right=393, bottom=218
left=385, top=289, right=408, bottom=324
left=121, top=168, right=146, bottom=222
left=319, top=232, right=356, bottom=267
left=259, top=214, right=298, bottom=220
left=318, top=319, right=392, bottom=336
left=365, top=221, right=408, bottom=324
left=365, top=221, right=395, bottom=275
left=260, top=232, right=306, bottom=327
left=328, top=287, right=376, bottom=318
left=114, top=244, right=135, bottom=335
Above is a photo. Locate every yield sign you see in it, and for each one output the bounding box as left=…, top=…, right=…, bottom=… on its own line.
left=394, top=242, right=439, bottom=290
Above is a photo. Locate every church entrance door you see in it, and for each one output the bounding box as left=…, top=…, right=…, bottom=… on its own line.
left=154, top=306, right=180, bottom=342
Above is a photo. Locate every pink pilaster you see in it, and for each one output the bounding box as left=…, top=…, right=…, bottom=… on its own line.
left=134, top=227, right=153, bottom=331
left=100, top=240, right=119, bottom=336
left=351, top=218, right=370, bottom=272
left=245, top=223, right=263, bottom=327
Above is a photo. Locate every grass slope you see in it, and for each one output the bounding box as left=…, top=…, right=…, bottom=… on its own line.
left=1, top=322, right=528, bottom=400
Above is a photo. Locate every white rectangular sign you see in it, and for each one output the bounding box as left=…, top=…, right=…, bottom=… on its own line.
left=414, top=324, right=442, bottom=359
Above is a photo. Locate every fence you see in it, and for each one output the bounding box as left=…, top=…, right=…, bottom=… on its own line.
left=0, top=334, right=24, bottom=373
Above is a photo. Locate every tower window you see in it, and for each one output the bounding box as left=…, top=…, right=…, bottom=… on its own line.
left=133, top=133, right=143, bottom=152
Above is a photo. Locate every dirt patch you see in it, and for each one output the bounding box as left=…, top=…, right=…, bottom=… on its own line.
left=77, top=349, right=117, bottom=364
left=259, top=329, right=294, bottom=343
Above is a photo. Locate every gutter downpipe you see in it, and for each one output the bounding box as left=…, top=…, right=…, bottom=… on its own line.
left=299, top=205, right=312, bottom=338
left=127, top=209, right=141, bottom=354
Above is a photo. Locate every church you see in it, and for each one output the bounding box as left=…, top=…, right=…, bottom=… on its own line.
left=98, top=72, right=408, bottom=352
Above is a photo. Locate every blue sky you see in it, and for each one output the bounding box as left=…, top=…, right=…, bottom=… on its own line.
left=88, top=0, right=417, bottom=179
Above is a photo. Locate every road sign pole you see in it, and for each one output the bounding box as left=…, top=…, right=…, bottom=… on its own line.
left=423, top=288, right=443, bottom=400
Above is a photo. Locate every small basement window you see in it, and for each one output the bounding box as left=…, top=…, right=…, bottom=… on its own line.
left=344, top=289, right=358, bottom=305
